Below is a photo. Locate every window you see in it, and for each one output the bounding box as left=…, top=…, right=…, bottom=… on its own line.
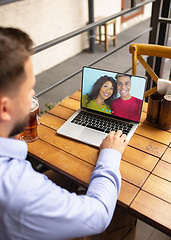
left=0, top=0, right=21, bottom=5
left=121, top=0, right=144, bottom=23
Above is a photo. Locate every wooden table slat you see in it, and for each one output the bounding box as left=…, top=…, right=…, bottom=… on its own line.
left=117, top=180, right=139, bottom=208
left=130, top=190, right=171, bottom=236
left=40, top=113, right=65, bottom=130
left=129, top=134, right=167, bottom=158
left=37, top=124, right=99, bottom=166
left=122, top=146, right=158, bottom=172
left=161, top=147, right=171, bottom=164
left=59, top=97, right=80, bottom=111
left=120, top=161, right=149, bottom=188
left=70, top=90, right=81, bottom=101
left=152, top=160, right=171, bottom=182
left=136, top=123, right=171, bottom=145
left=142, top=102, right=148, bottom=113
left=49, top=104, right=75, bottom=120
left=142, top=174, right=171, bottom=204
left=140, top=111, right=148, bottom=123
left=28, top=139, right=94, bottom=187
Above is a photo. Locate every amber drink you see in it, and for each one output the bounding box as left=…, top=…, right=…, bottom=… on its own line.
left=20, top=97, right=39, bottom=143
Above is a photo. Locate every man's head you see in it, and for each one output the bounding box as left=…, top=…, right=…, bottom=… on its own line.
left=115, top=73, right=132, bottom=100
left=0, top=27, right=36, bottom=138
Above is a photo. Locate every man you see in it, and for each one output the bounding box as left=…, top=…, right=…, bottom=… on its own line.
left=0, top=27, right=131, bottom=240
left=111, top=73, right=143, bottom=122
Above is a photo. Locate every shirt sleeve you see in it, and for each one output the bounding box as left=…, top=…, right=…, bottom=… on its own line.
left=5, top=149, right=121, bottom=240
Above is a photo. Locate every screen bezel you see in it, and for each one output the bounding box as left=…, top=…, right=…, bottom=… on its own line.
left=81, top=66, right=147, bottom=123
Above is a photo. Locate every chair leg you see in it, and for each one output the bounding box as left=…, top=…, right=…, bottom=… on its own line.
left=104, top=24, right=108, bottom=52
left=113, top=21, right=116, bottom=46
left=99, top=26, right=102, bottom=43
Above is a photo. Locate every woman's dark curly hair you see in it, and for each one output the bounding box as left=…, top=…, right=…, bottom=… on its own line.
left=86, top=75, right=117, bottom=107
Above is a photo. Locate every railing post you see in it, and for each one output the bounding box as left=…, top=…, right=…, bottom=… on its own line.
left=154, top=0, right=171, bottom=78
left=88, top=0, right=95, bottom=53
left=148, top=0, right=161, bottom=45
left=147, top=0, right=170, bottom=92
left=131, top=0, right=136, bottom=8
left=146, top=0, right=161, bottom=92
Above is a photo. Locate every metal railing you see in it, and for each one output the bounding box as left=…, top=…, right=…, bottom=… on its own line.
left=33, top=0, right=154, bottom=54
left=35, top=27, right=152, bottom=98
left=34, top=0, right=170, bottom=98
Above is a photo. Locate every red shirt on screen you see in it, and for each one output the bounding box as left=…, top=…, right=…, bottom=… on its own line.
left=111, top=96, right=143, bottom=122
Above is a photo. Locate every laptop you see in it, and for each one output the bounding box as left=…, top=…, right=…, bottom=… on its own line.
left=57, top=66, right=147, bottom=147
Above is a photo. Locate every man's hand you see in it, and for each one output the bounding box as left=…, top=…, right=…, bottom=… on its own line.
left=100, top=130, right=129, bottom=154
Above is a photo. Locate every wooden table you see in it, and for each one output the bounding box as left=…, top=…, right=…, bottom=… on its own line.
left=28, top=90, right=171, bottom=236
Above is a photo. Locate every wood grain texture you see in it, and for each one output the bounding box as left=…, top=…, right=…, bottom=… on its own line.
left=40, top=113, right=65, bottom=130
left=130, top=190, right=171, bottom=236
left=136, top=123, right=171, bottom=145
left=129, top=134, right=167, bottom=158
left=142, top=174, right=171, bottom=204
left=140, top=111, right=148, bottom=123
left=142, top=102, right=148, bottom=113
left=120, top=160, right=149, bottom=187
left=70, top=90, right=81, bottom=101
left=152, top=160, right=171, bottom=182
left=28, top=139, right=93, bottom=187
left=37, top=124, right=99, bottom=166
left=59, top=97, right=80, bottom=111
left=122, top=146, right=158, bottom=172
left=118, top=180, right=139, bottom=208
left=161, top=147, right=171, bottom=164
left=49, top=104, right=75, bottom=120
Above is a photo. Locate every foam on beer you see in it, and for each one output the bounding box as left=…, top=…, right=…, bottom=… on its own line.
left=31, top=98, right=39, bottom=112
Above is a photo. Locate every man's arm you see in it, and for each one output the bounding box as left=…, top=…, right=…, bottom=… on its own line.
left=84, top=130, right=128, bottom=233
left=5, top=131, right=128, bottom=240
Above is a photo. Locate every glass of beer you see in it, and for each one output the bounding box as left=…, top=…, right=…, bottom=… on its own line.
left=20, top=96, right=39, bottom=143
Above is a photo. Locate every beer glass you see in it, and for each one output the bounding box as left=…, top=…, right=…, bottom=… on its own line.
left=20, top=96, right=39, bottom=143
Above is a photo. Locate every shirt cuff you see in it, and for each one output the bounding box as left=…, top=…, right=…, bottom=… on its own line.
left=97, top=148, right=121, bottom=170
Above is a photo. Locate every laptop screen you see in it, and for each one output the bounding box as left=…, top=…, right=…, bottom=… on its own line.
left=81, top=66, right=147, bottom=123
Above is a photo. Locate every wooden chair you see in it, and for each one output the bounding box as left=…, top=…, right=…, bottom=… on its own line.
left=95, top=16, right=116, bottom=52
left=129, top=43, right=171, bottom=98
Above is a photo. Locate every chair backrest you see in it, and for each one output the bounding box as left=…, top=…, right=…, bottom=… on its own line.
left=129, top=43, right=171, bottom=98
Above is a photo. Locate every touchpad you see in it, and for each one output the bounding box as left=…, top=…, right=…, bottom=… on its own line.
left=78, top=128, right=105, bottom=146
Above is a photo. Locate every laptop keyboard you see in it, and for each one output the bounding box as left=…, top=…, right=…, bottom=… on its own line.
left=71, top=111, right=134, bottom=135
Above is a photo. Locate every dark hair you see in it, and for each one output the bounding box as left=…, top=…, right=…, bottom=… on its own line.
left=0, top=27, right=34, bottom=95
left=86, top=75, right=117, bottom=107
left=115, top=73, right=131, bottom=81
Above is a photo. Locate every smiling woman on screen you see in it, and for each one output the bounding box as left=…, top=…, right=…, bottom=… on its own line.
left=82, top=75, right=117, bottom=114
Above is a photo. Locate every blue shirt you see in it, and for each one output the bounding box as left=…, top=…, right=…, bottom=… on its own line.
left=0, top=137, right=121, bottom=240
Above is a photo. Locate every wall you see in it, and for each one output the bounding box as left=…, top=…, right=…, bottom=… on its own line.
left=0, top=0, right=151, bottom=75
left=120, top=3, right=152, bottom=32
